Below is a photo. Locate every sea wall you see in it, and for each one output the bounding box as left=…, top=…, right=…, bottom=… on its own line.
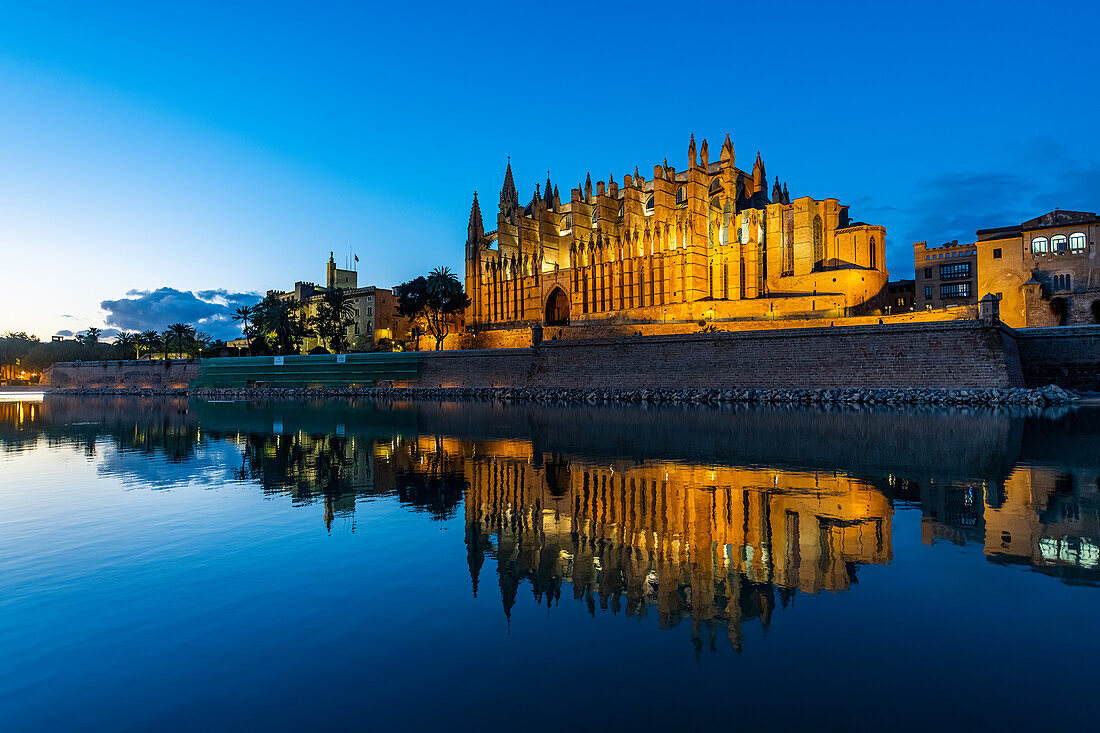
left=1014, top=325, right=1100, bottom=391
left=409, top=321, right=1023, bottom=389
left=42, top=359, right=200, bottom=389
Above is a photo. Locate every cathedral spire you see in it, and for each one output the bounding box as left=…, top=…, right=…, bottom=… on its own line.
left=499, top=160, right=518, bottom=217
left=721, top=133, right=734, bottom=165
left=584, top=172, right=592, bottom=202
left=467, top=191, right=484, bottom=247
left=544, top=170, right=553, bottom=205
left=772, top=176, right=782, bottom=203
left=688, top=133, right=697, bottom=168
left=753, top=151, right=766, bottom=193
left=700, top=138, right=709, bottom=168
left=782, top=182, right=790, bottom=205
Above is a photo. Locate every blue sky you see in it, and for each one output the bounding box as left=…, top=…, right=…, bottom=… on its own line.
left=1, top=0, right=1097, bottom=340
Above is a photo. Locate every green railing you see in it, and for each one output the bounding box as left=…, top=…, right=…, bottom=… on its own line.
left=193, top=352, right=419, bottom=388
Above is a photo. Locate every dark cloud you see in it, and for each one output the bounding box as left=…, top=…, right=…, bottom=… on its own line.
left=100, top=287, right=261, bottom=341
left=861, top=150, right=1100, bottom=277
left=55, top=329, right=73, bottom=337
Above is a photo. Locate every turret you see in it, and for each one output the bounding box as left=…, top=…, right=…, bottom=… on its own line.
left=499, top=161, right=519, bottom=219
left=700, top=138, right=709, bottom=168
left=688, top=134, right=697, bottom=168
left=772, top=176, right=782, bottom=204
left=584, top=172, right=593, bottom=202
left=467, top=191, right=484, bottom=248
left=326, top=252, right=336, bottom=289
left=752, top=152, right=766, bottom=193
left=720, top=134, right=734, bottom=166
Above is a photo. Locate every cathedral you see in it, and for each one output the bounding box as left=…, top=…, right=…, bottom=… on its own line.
left=464, top=135, right=887, bottom=337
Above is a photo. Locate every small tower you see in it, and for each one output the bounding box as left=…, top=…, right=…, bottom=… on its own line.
left=326, top=252, right=336, bottom=289
left=499, top=160, right=519, bottom=219
left=752, top=152, right=766, bottom=194
left=688, top=133, right=697, bottom=168
left=720, top=134, right=734, bottom=167
left=467, top=191, right=484, bottom=251
left=772, top=176, right=782, bottom=203
left=700, top=138, right=709, bottom=168
left=584, top=172, right=593, bottom=202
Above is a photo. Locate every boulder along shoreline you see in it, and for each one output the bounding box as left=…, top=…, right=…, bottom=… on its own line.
left=45, top=384, right=1081, bottom=406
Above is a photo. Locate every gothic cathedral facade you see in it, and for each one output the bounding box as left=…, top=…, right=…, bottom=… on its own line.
left=465, top=135, right=887, bottom=333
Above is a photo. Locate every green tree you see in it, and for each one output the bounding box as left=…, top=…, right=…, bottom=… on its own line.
left=310, top=289, right=357, bottom=353
left=138, top=330, right=159, bottom=359
left=114, top=331, right=138, bottom=359
left=257, top=294, right=310, bottom=355
left=395, top=267, right=470, bottom=350
left=232, top=304, right=257, bottom=355
left=81, top=327, right=101, bottom=346
left=167, top=323, right=196, bottom=358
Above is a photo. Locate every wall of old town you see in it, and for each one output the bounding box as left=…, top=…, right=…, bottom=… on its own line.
left=42, top=360, right=200, bottom=389
left=1014, top=325, right=1100, bottom=391
left=409, top=321, right=1024, bottom=389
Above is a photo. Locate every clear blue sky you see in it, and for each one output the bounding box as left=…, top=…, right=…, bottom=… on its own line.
left=1, top=0, right=1097, bottom=340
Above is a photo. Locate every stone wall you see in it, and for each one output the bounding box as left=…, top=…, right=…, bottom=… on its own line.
left=1013, top=325, right=1100, bottom=390
left=467, top=304, right=977, bottom=350
left=42, top=360, right=200, bottom=389
left=406, top=321, right=1024, bottom=390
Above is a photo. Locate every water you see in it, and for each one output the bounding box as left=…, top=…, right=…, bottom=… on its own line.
left=1, top=395, right=1099, bottom=731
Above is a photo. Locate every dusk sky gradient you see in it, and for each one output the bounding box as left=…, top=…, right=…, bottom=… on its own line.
left=1, top=1, right=1098, bottom=340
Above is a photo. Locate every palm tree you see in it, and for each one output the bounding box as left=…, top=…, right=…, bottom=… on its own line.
left=257, top=295, right=309, bottom=355
left=232, top=304, right=257, bottom=356
left=185, top=331, right=212, bottom=359
left=83, top=327, right=101, bottom=346
left=138, top=330, right=159, bottom=360
left=311, top=289, right=357, bottom=353
left=167, top=323, right=195, bottom=359
left=114, top=331, right=137, bottom=359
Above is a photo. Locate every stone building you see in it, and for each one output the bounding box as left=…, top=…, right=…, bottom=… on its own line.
left=883, top=279, right=915, bottom=314
left=270, top=254, right=407, bottom=352
left=913, top=240, right=978, bottom=311
left=974, top=210, right=1100, bottom=327
left=464, top=135, right=888, bottom=338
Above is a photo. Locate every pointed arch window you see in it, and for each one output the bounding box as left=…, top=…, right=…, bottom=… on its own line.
left=644, top=195, right=654, bottom=215
left=870, top=236, right=877, bottom=270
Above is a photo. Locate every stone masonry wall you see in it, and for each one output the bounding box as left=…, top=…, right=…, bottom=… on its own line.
left=406, top=321, right=1023, bottom=390
left=42, top=360, right=200, bottom=389
left=1013, top=325, right=1100, bottom=390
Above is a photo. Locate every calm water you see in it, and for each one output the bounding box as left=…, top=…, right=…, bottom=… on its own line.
left=1, top=395, right=1099, bottom=731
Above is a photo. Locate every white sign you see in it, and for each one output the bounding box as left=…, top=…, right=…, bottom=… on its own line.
left=273, top=356, right=284, bottom=366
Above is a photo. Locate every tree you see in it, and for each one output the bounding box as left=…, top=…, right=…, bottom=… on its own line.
left=256, top=294, right=310, bottom=355
left=167, top=323, right=196, bottom=358
left=310, top=289, right=357, bottom=353
left=81, top=327, right=101, bottom=346
left=232, top=304, right=257, bottom=355
left=395, top=267, right=470, bottom=350
left=114, top=331, right=138, bottom=359
left=138, top=330, right=159, bottom=360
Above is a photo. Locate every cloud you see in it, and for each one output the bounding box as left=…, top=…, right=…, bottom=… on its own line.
left=100, top=287, right=262, bottom=341
left=862, top=149, right=1100, bottom=277
left=55, top=329, right=73, bottom=337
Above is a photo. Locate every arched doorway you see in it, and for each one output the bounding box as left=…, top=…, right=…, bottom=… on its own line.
left=545, top=287, right=569, bottom=326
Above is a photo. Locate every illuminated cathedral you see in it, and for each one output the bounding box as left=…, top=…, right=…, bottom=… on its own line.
left=464, top=134, right=887, bottom=339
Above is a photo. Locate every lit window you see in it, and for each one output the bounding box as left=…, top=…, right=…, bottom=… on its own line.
left=1031, top=237, right=1049, bottom=253
left=1052, top=234, right=1068, bottom=252
left=940, top=282, right=970, bottom=298
left=1069, top=232, right=1086, bottom=252
left=924, top=285, right=933, bottom=299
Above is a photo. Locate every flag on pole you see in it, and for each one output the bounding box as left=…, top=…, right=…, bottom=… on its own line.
left=354, top=254, right=359, bottom=262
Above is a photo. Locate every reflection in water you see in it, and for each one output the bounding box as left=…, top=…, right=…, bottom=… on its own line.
left=2, top=395, right=1099, bottom=651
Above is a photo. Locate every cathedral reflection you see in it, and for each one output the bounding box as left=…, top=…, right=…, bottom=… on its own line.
left=2, top=395, right=1098, bottom=641
left=464, top=451, right=891, bottom=651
